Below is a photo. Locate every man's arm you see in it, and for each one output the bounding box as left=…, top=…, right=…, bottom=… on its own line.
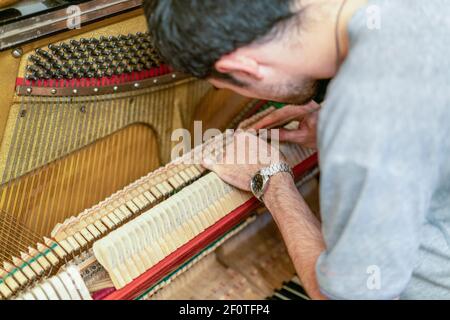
left=263, top=173, right=327, bottom=300
left=202, top=132, right=327, bottom=299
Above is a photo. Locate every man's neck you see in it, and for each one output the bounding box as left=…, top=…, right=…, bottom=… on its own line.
left=337, top=0, right=368, bottom=62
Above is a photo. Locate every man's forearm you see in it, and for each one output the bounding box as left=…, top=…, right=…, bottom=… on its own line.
left=263, top=173, right=327, bottom=300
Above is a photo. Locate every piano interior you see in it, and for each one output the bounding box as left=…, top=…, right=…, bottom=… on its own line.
left=0, top=0, right=320, bottom=300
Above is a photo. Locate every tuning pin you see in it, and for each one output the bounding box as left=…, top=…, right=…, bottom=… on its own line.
left=72, top=68, right=84, bottom=79
left=41, top=72, right=51, bottom=80
left=76, top=45, right=87, bottom=54
left=94, top=56, right=105, bottom=64
left=115, top=66, right=124, bottom=75
left=124, top=52, right=134, bottom=60
left=83, top=60, right=93, bottom=68
left=69, top=39, right=80, bottom=47
left=35, top=48, right=52, bottom=61
left=69, top=51, right=81, bottom=60
left=105, top=41, right=115, bottom=49
left=112, top=68, right=121, bottom=76
left=95, top=69, right=105, bottom=78
left=33, top=60, right=45, bottom=69
left=115, top=53, right=124, bottom=61
left=117, top=46, right=127, bottom=54
left=105, top=68, right=114, bottom=77
left=73, top=58, right=83, bottom=66
left=89, top=37, right=99, bottom=45
left=131, top=46, right=140, bottom=55
left=91, top=49, right=100, bottom=57
left=61, top=42, right=71, bottom=52
left=58, top=52, right=68, bottom=62
left=144, top=62, right=153, bottom=70
left=62, top=61, right=72, bottom=69
left=48, top=43, right=57, bottom=51
left=58, top=69, right=68, bottom=78
left=79, top=65, right=88, bottom=74
left=97, top=63, right=107, bottom=71
left=130, top=57, right=139, bottom=65
left=78, top=71, right=88, bottom=79
left=85, top=43, right=96, bottom=52
left=51, top=62, right=62, bottom=70
left=97, top=43, right=106, bottom=51
left=110, top=47, right=119, bottom=55
left=34, top=71, right=45, bottom=79
left=140, top=42, right=150, bottom=51
left=134, top=50, right=144, bottom=58
left=135, top=63, right=144, bottom=72
left=25, top=74, right=37, bottom=81
left=52, top=72, right=63, bottom=80
left=26, top=64, right=40, bottom=72
left=125, top=65, right=133, bottom=73
left=35, top=48, right=45, bottom=55
left=139, top=56, right=149, bottom=65
left=28, top=55, right=41, bottom=64
left=41, top=61, right=52, bottom=71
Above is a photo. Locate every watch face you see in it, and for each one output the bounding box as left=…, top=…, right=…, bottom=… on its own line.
left=251, top=173, right=265, bottom=196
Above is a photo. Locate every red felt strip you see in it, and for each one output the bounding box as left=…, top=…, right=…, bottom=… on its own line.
left=15, top=65, right=173, bottom=88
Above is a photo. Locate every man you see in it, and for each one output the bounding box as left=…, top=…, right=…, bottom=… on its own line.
left=144, top=0, right=450, bottom=299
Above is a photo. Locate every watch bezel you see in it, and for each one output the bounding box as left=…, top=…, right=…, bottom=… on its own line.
left=250, top=171, right=270, bottom=200
left=250, top=163, right=294, bottom=202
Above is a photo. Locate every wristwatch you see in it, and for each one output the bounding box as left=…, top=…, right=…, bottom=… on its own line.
left=250, top=163, right=294, bottom=202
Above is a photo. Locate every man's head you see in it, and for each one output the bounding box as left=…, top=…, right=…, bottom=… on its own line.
left=145, top=0, right=349, bottom=104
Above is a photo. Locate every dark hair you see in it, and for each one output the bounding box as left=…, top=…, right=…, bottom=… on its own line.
left=144, top=0, right=296, bottom=79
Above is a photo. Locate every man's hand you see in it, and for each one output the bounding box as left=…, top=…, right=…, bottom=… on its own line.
left=249, top=101, right=320, bottom=150
left=202, top=132, right=289, bottom=191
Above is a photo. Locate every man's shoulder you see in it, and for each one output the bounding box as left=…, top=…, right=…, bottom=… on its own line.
left=321, top=0, right=450, bottom=136
left=343, top=0, right=450, bottom=79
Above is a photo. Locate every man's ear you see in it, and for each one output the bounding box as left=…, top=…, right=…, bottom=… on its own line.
left=215, top=52, right=264, bottom=81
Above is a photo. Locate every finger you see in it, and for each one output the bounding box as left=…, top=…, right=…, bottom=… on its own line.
left=216, top=167, right=251, bottom=191
left=250, top=102, right=320, bottom=130
left=250, top=105, right=302, bottom=130
left=201, top=154, right=218, bottom=171
left=278, top=128, right=311, bottom=144
left=203, top=163, right=252, bottom=191
left=238, top=107, right=276, bottom=130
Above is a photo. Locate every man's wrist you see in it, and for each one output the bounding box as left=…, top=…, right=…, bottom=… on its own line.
left=262, top=172, right=296, bottom=205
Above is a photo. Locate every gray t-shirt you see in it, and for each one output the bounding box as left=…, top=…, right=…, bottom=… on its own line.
left=317, top=0, right=450, bottom=299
